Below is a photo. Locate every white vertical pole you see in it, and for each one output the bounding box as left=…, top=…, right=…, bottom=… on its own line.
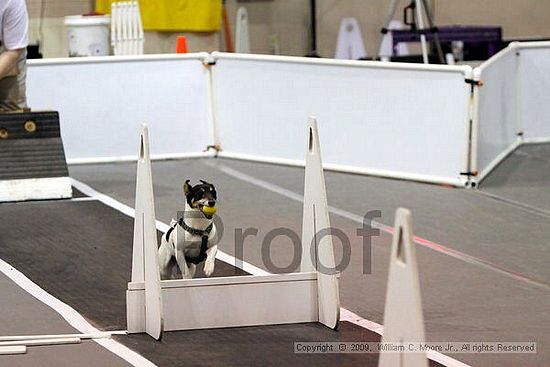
left=136, top=0, right=145, bottom=54
left=415, top=0, right=429, bottom=64
left=117, top=2, right=123, bottom=55
left=301, top=117, right=340, bottom=329
left=116, top=2, right=123, bottom=55
left=129, top=1, right=137, bottom=55
left=469, top=67, right=480, bottom=186
left=206, top=56, right=220, bottom=148
left=118, top=2, right=123, bottom=56
left=378, top=208, right=428, bottom=367
left=235, top=7, right=250, bottom=53
left=513, top=43, right=522, bottom=139
left=121, top=2, right=129, bottom=55
left=110, top=2, right=118, bottom=55
left=131, top=124, right=164, bottom=340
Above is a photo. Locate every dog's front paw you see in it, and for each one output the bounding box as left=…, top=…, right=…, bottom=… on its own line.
left=203, top=261, right=215, bottom=277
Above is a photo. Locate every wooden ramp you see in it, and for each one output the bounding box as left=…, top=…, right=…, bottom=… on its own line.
left=0, top=110, right=72, bottom=202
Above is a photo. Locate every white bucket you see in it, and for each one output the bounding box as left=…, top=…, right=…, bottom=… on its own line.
left=64, top=15, right=110, bottom=57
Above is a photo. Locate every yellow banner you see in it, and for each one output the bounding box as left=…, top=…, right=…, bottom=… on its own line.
left=95, top=0, right=221, bottom=32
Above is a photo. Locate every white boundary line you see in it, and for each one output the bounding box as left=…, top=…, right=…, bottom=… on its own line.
left=339, top=309, right=471, bottom=367
left=0, top=257, right=157, bottom=367
left=71, top=177, right=470, bottom=367
left=69, top=196, right=99, bottom=202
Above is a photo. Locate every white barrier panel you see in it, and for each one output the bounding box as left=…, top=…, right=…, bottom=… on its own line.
left=517, top=42, right=550, bottom=142
left=128, top=273, right=318, bottom=331
left=474, top=46, right=521, bottom=182
left=26, top=54, right=211, bottom=163
left=212, top=53, right=472, bottom=186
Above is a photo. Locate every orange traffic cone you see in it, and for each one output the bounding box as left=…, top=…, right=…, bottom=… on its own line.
left=176, top=36, right=188, bottom=54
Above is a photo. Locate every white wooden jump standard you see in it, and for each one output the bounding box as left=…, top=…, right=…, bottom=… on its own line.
left=378, top=208, right=428, bottom=367
left=127, top=118, right=340, bottom=339
left=301, top=116, right=340, bottom=329
left=128, top=124, right=164, bottom=340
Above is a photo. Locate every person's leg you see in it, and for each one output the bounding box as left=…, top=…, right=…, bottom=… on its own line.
left=11, top=53, right=27, bottom=108
left=0, top=52, right=28, bottom=108
left=0, top=76, right=17, bottom=105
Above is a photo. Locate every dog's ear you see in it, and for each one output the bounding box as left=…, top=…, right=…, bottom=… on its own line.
left=199, top=179, right=210, bottom=186
left=183, top=180, right=192, bottom=197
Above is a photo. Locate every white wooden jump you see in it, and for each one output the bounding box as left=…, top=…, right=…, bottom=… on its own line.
left=127, top=118, right=340, bottom=340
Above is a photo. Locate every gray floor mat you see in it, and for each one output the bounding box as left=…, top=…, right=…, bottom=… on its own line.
left=479, top=143, right=550, bottom=213
left=69, top=159, right=550, bottom=367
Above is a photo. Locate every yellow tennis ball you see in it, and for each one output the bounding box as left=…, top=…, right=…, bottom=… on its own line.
left=201, top=206, right=217, bottom=216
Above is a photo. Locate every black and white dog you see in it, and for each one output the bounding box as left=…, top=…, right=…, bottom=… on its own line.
left=158, top=180, right=218, bottom=279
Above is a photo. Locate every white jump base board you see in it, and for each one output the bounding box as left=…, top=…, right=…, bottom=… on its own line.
left=127, top=272, right=319, bottom=332
left=0, top=177, right=72, bottom=202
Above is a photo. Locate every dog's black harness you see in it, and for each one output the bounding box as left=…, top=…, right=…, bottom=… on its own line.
left=166, top=218, right=213, bottom=265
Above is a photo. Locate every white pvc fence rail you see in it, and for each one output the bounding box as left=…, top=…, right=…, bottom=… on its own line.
left=212, top=53, right=472, bottom=186
left=472, top=41, right=550, bottom=183
left=25, top=43, right=550, bottom=186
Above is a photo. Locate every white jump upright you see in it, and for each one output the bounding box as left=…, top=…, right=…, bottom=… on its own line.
left=334, top=17, right=367, bottom=60
left=378, top=208, right=428, bottom=367
left=235, top=7, right=250, bottom=53
left=127, top=118, right=340, bottom=336
left=129, top=124, right=164, bottom=340
left=301, top=116, right=340, bottom=329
